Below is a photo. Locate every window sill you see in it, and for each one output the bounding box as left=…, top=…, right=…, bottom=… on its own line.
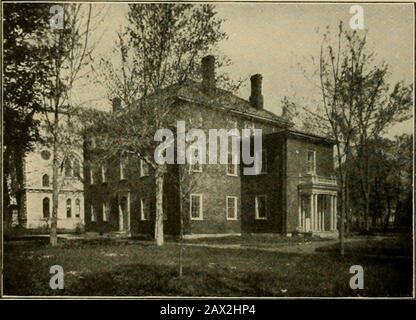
left=226, top=218, right=238, bottom=221
left=226, top=173, right=238, bottom=177
left=190, top=218, right=203, bottom=221
left=255, top=217, right=267, bottom=220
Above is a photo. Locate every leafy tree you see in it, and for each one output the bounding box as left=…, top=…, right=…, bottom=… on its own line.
left=288, top=22, right=412, bottom=254
left=3, top=3, right=52, bottom=228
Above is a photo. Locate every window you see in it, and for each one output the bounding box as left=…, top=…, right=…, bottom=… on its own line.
left=140, top=159, right=149, bottom=177
left=91, top=205, right=96, bottom=222
left=42, top=174, right=50, bottom=187
left=41, top=150, right=51, bottom=160
left=75, top=199, right=81, bottom=218
left=226, top=196, right=238, bottom=220
left=90, top=168, right=94, bottom=184
left=73, top=159, right=80, bottom=177
left=189, top=147, right=202, bottom=173
left=140, top=199, right=149, bottom=221
left=190, top=194, right=203, bottom=220
left=163, top=195, right=168, bottom=221
left=42, top=197, right=50, bottom=218
left=261, top=149, right=267, bottom=173
left=255, top=195, right=267, bottom=220
left=120, top=157, right=127, bottom=180
left=103, top=202, right=110, bottom=222
left=307, top=150, right=316, bottom=173
left=64, top=159, right=72, bottom=177
left=66, top=199, right=72, bottom=218
left=227, top=151, right=238, bottom=176
left=101, top=165, right=107, bottom=183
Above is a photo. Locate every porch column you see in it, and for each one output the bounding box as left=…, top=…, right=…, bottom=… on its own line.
left=118, top=196, right=123, bottom=232
left=298, top=192, right=302, bottom=230
left=330, top=195, right=334, bottom=230
left=313, top=193, right=318, bottom=231
left=334, top=195, right=338, bottom=230
left=309, top=194, right=313, bottom=231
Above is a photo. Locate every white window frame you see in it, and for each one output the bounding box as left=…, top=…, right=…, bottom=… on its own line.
left=140, top=159, right=149, bottom=177
left=190, top=194, right=203, bottom=220
left=307, top=150, right=316, bottom=174
left=260, top=149, right=267, bottom=174
left=101, top=165, right=107, bottom=183
left=227, top=150, right=238, bottom=176
left=90, top=168, right=94, bottom=185
left=120, top=158, right=125, bottom=180
left=102, top=202, right=109, bottom=222
left=140, top=198, right=148, bottom=221
left=226, top=196, right=238, bottom=220
left=255, top=195, right=267, bottom=220
left=189, top=146, right=203, bottom=173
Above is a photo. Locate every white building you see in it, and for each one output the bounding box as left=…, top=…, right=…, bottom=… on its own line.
left=19, top=111, right=85, bottom=232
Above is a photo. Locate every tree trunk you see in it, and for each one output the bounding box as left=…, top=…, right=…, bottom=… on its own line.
left=50, top=142, right=59, bottom=246
left=50, top=106, right=59, bottom=247
left=339, top=185, right=346, bottom=256
left=3, top=148, right=12, bottom=231
left=154, top=166, right=164, bottom=246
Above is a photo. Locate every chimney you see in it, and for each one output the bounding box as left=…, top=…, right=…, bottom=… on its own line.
left=249, top=74, right=264, bottom=109
left=112, top=97, right=122, bottom=113
left=201, top=55, right=216, bottom=96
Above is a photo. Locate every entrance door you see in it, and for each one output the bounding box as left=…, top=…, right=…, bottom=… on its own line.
left=300, top=195, right=311, bottom=232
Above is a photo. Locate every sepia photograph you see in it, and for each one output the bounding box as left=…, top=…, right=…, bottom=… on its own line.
left=1, top=1, right=414, bottom=299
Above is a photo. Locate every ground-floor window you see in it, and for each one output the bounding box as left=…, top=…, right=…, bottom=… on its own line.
left=141, top=198, right=149, bottom=221
left=255, top=195, right=267, bottom=220
left=103, top=202, right=110, bottom=222
left=226, top=196, right=238, bottom=220
left=66, top=199, right=72, bottom=218
left=75, top=199, right=81, bottom=218
left=43, top=197, right=50, bottom=218
left=91, top=205, right=96, bottom=222
left=190, top=194, right=203, bottom=220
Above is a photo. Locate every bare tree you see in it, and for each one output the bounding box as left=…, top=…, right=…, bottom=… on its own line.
left=40, top=4, right=103, bottom=245
left=89, top=4, right=237, bottom=246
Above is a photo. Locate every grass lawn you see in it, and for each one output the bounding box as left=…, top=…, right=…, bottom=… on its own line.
left=3, top=235, right=413, bottom=297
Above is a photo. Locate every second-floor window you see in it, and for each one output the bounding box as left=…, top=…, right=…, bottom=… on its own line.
left=189, top=146, right=202, bottom=173
left=66, top=199, right=72, bottom=218
left=120, top=156, right=128, bottom=180
left=42, top=174, right=50, bottom=187
left=255, top=195, right=267, bottom=220
left=140, top=159, right=149, bottom=177
left=227, top=151, right=238, bottom=176
left=307, top=150, right=316, bottom=173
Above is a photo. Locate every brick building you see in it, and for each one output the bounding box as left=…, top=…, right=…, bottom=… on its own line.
left=84, top=56, right=338, bottom=237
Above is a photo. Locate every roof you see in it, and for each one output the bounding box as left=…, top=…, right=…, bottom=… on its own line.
left=133, top=79, right=333, bottom=142
left=140, top=79, right=293, bottom=128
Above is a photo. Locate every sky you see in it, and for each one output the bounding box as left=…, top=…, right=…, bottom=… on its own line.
left=77, top=2, right=414, bottom=137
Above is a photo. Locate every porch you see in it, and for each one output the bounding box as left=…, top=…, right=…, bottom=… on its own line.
left=297, top=174, right=338, bottom=234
